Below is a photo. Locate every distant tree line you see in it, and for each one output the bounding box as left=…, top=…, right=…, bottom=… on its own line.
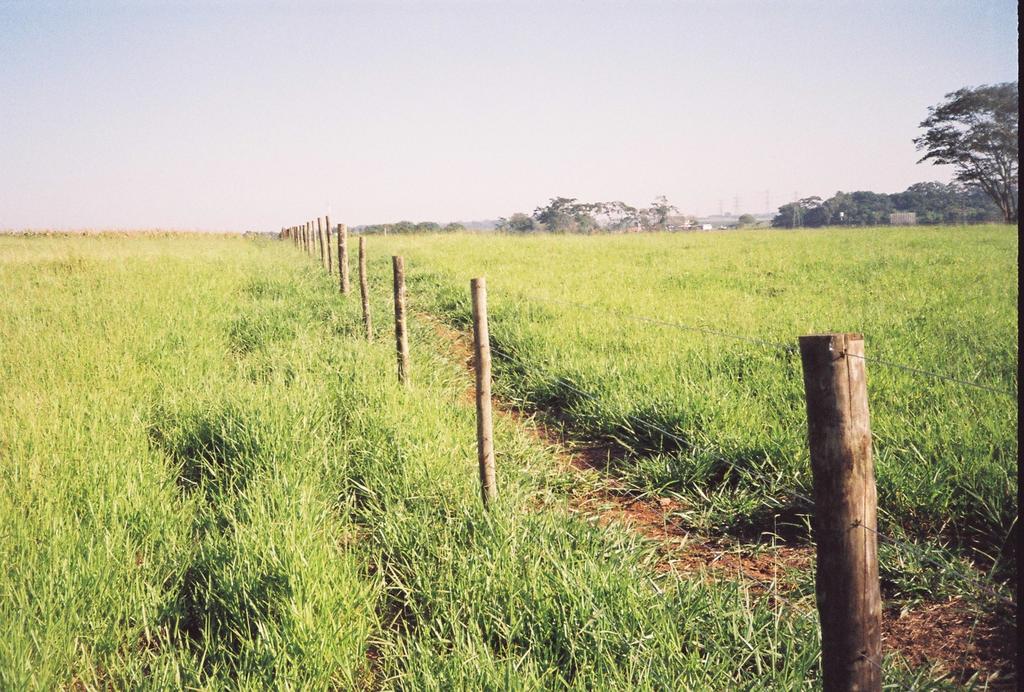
left=358, top=221, right=466, bottom=235
left=771, top=182, right=1003, bottom=228
left=497, top=196, right=694, bottom=233
left=354, top=83, right=1016, bottom=235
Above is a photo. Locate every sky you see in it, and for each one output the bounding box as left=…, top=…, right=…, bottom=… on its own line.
left=0, top=0, right=1017, bottom=231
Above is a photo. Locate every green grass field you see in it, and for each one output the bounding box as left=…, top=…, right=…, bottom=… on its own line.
left=0, top=232, right=1009, bottom=688
left=371, top=227, right=1017, bottom=574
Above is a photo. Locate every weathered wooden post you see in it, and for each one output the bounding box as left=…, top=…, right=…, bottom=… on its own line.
left=338, top=224, right=351, bottom=295
left=471, top=277, right=497, bottom=508
left=359, top=236, right=372, bottom=340
left=798, top=333, right=881, bottom=692
left=392, top=256, right=409, bottom=385
left=318, top=218, right=327, bottom=269
left=325, top=216, right=333, bottom=274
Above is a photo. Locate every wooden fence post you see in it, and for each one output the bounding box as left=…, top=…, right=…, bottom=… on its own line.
left=339, top=224, right=351, bottom=295
left=326, top=216, right=333, bottom=274
left=392, top=256, right=409, bottom=385
left=798, top=333, right=881, bottom=692
left=318, top=218, right=327, bottom=269
left=471, top=277, right=497, bottom=507
left=359, top=236, right=372, bottom=340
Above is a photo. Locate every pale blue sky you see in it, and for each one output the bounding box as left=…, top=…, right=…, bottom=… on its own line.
left=0, top=0, right=1017, bottom=230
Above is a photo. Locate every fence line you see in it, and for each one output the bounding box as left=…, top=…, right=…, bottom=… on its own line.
left=275, top=223, right=1015, bottom=686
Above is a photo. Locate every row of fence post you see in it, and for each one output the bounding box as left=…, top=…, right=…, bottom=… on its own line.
left=281, top=218, right=361, bottom=312
left=276, top=224, right=880, bottom=691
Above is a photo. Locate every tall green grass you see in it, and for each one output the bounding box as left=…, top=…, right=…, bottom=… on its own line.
left=369, top=227, right=1017, bottom=574
left=0, top=234, right=950, bottom=687
left=0, top=237, right=377, bottom=687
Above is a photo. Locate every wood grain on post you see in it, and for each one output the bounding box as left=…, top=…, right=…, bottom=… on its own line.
left=325, top=216, right=333, bottom=274
left=339, top=224, right=351, bottom=295
left=471, top=277, right=497, bottom=508
left=359, top=236, right=372, bottom=340
left=798, top=333, right=881, bottom=692
left=392, top=256, right=409, bottom=385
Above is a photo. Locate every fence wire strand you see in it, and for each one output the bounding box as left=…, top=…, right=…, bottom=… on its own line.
left=856, top=523, right=1014, bottom=607
left=840, top=350, right=1016, bottom=398
left=401, top=269, right=1015, bottom=604
left=510, top=290, right=798, bottom=354
left=508, top=288, right=1017, bottom=398
left=489, top=340, right=818, bottom=510
left=486, top=326, right=1013, bottom=605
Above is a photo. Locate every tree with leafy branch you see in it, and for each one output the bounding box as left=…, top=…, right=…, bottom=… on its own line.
left=914, top=82, right=1018, bottom=223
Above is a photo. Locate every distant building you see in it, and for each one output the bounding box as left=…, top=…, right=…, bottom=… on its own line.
left=890, top=211, right=917, bottom=225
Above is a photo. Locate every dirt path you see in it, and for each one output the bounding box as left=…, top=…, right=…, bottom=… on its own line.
left=421, top=312, right=1016, bottom=687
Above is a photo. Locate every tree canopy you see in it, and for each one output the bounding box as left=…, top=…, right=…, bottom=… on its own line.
left=914, top=82, right=1018, bottom=223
